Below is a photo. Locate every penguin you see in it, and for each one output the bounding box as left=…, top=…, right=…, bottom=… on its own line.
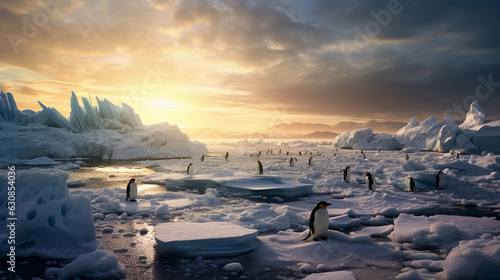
left=256, top=160, right=264, bottom=175
left=362, top=152, right=366, bottom=159
left=456, top=153, right=460, bottom=159
left=303, top=201, right=331, bottom=241
left=289, top=157, right=295, bottom=167
left=408, top=177, right=416, bottom=192
left=436, top=170, right=445, bottom=190
left=187, top=163, right=194, bottom=175
left=224, top=152, right=229, bottom=162
left=201, top=155, right=205, bottom=162
left=299, top=151, right=302, bottom=156
left=258, top=151, right=262, bottom=158
left=333, top=153, right=336, bottom=157
left=286, top=151, right=289, bottom=155
left=126, top=178, right=137, bottom=202
left=405, top=154, right=410, bottom=162
left=360, top=150, right=364, bottom=155
left=308, top=156, right=313, bottom=166
left=294, top=157, right=298, bottom=164
left=365, top=173, right=374, bottom=191
left=250, top=154, right=254, bottom=158
left=279, top=149, right=282, bottom=154
left=343, top=166, right=351, bottom=183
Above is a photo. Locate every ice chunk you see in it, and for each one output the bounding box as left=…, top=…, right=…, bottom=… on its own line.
left=155, top=222, right=258, bottom=258
left=161, top=172, right=313, bottom=198
left=45, top=249, right=125, bottom=280
left=302, top=271, right=357, bottom=280
left=353, top=225, right=394, bottom=237
left=402, top=160, right=426, bottom=171
left=23, top=157, right=62, bottom=166
left=223, top=262, right=244, bottom=272
left=442, top=234, right=500, bottom=279
left=329, top=214, right=361, bottom=229
left=390, top=213, right=500, bottom=250
left=0, top=169, right=97, bottom=258
left=472, top=121, right=500, bottom=153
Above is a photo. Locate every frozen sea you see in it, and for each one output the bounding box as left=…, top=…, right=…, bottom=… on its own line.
left=1, top=139, right=500, bottom=280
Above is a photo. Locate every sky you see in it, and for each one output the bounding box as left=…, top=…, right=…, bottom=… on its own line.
left=1, top=0, right=499, bottom=133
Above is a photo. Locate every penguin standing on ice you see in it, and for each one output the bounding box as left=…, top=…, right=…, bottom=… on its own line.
left=456, top=153, right=460, bottom=159
left=201, top=155, right=205, bottom=162
left=303, top=201, right=331, bottom=241
left=256, top=160, right=264, bottom=175
left=405, top=154, right=410, bottom=162
left=258, top=151, right=262, bottom=158
left=436, top=170, right=445, bottom=190
left=343, top=166, right=351, bottom=183
left=126, top=178, right=137, bottom=202
left=224, top=152, right=229, bottom=162
left=299, top=151, right=302, bottom=156
left=365, top=173, right=374, bottom=191
left=408, top=177, right=416, bottom=192
left=286, top=151, right=289, bottom=155
left=187, top=163, right=194, bottom=175
left=308, top=157, right=313, bottom=166
left=289, top=157, right=295, bottom=167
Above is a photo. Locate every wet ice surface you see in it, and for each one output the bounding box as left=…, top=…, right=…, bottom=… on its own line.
left=4, top=140, right=500, bottom=279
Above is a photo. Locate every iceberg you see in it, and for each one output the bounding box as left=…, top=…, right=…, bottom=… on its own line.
left=333, top=101, right=499, bottom=153
left=459, top=101, right=485, bottom=129
left=333, top=128, right=402, bottom=150
left=155, top=222, right=258, bottom=258
left=0, top=92, right=206, bottom=160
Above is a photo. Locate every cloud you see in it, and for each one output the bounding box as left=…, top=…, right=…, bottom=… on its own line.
left=0, top=0, right=499, bottom=129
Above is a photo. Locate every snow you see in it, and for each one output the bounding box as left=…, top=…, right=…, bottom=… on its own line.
left=389, top=213, right=500, bottom=251
left=223, top=262, right=244, bottom=272
left=442, top=234, right=500, bottom=279
left=45, top=249, right=125, bottom=280
left=302, top=271, right=357, bottom=280
left=3, top=134, right=500, bottom=279
left=23, top=157, right=62, bottom=166
left=155, top=222, right=259, bottom=258
left=0, top=169, right=97, bottom=258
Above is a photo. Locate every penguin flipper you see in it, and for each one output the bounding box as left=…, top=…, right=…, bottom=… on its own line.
left=302, top=231, right=312, bottom=241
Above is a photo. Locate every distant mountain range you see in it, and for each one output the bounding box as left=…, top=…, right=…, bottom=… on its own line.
left=185, top=120, right=406, bottom=140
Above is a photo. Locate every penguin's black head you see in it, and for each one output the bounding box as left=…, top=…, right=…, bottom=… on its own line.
left=317, top=201, right=331, bottom=208
left=346, top=166, right=350, bottom=169
left=365, top=173, right=372, bottom=177
left=130, top=178, right=135, bottom=183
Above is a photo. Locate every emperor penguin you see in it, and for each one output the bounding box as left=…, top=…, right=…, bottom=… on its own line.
left=187, top=163, right=194, bottom=175
left=286, top=151, right=289, bottom=156
left=299, top=151, right=302, bottom=156
left=343, top=166, right=351, bottom=183
left=201, top=155, right=205, bottom=162
left=456, top=153, right=460, bottom=159
left=365, top=173, right=375, bottom=191
left=279, top=149, right=282, bottom=154
left=224, top=152, right=229, bottom=162
left=436, top=170, right=445, bottom=190
left=258, top=151, right=262, bottom=158
left=405, top=154, right=410, bottom=162
left=303, top=201, right=331, bottom=241
left=308, top=157, right=313, bottom=166
left=126, top=178, right=138, bottom=202
left=256, top=160, right=264, bottom=175
left=362, top=152, right=366, bottom=159
left=289, top=157, right=295, bottom=167
left=408, top=177, right=416, bottom=192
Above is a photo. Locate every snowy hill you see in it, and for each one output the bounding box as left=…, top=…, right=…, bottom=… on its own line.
left=0, top=91, right=207, bottom=161
left=334, top=102, right=500, bottom=153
